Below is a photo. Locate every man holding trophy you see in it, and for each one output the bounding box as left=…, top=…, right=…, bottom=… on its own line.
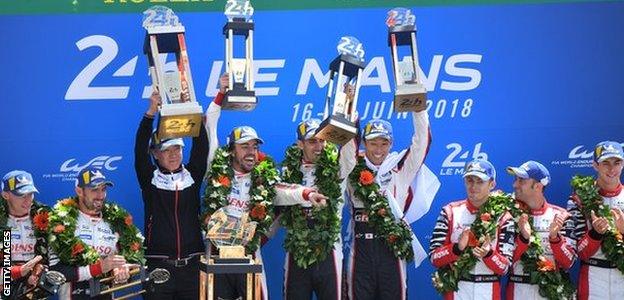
left=1, top=170, right=60, bottom=299
left=279, top=88, right=357, bottom=299
left=137, top=5, right=209, bottom=299
left=202, top=73, right=329, bottom=299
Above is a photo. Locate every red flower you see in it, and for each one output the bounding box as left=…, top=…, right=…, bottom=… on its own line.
left=130, top=242, right=141, bottom=252
left=359, top=170, right=375, bottom=185
left=53, top=224, right=65, bottom=234
left=387, top=234, right=398, bottom=244
left=377, top=208, right=387, bottom=217
left=33, top=211, right=49, bottom=231
left=257, top=152, right=267, bottom=162
left=467, top=230, right=479, bottom=248
left=250, top=204, right=267, bottom=220
left=217, top=175, right=231, bottom=187
left=71, top=243, right=84, bottom=256
left=537, top=256, right=556, bottom=272
left=480, top=213, right=491, bottom=222
left=124, top=215, right=133, bottom=226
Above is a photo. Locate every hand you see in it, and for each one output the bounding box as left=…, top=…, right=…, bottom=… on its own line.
left=219, top=73, right=230, bottom=94
left=308, top=191, right=328, bottom=207
left=591, top=210, right=610, bottom=235
left=612, top=208, right=624, bottom=234
left=26, top=263, right=44, bottom=286
left=518, top=213, right=532, bottom=240
left=549, top=213, right=565, bottom=239
left=112, top=265, right=130, bottom=284
left=472, top=236, right=491, bottom=258
left=457, top=229, right=471, bottom=251
left=100, top=255, right=127, bottom=274
left=147, top=90, right=162, bottom=116
left=19, top=255, right=43, bottom=278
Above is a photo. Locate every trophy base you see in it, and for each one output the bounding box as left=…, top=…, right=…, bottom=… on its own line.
left=315, top=115, right=357, bottom=146
left=158, top=102, right=204, bottom=139
left=218, top=246, right=246, bottom=259
left=394, top=84, right=427, bottom=112
left=223, top=89, right=257, bottom=111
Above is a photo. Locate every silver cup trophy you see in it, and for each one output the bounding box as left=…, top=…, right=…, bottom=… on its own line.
left=387, top=8, right=427, bottom=112
left=315, top=36, right=366, bottom=146
left=222, top=0, right=257, bottom=111
left=142, top=6, right=203, bottom=139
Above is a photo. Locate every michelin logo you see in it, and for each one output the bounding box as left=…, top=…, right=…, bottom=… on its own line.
left=43, top=156, right=122, bottom=181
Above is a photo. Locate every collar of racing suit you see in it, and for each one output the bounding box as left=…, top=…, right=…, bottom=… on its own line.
left=599, top=183, right=623, bottom=197
left=465, top=199, right=479, bottom=214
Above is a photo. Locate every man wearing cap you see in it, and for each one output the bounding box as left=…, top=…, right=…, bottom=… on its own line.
left=429, top=159, right=515, bottom=300
left=567, top=141, right=624, bottom=299
left=134, top=90, right=208, bottom=299
left=345, top=107, right=432, bottom=300
left=1, top=170, right=50, bottom=298
left=279, top=118, right=357, bottom=300
left=203, top=74, right=329, bottom=300
left=48, top=167, right=138, bottom=299
left=506, top=161, right=576, bottom=299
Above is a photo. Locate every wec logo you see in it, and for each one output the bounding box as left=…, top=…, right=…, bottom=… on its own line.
left=568, top=146, right=593, bottom=159
left=60, top=156, right=122, bottom=172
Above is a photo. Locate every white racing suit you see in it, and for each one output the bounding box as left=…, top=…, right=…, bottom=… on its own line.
left=204, top=93, right=320, bottom=300
left=567, top=184, right=624, bottom=300
left=49, top=211, right=119, bottom=299
left=507, top=202, right=576, bottom=299
left=344, top=111, right=431, bottom=300
left=429, top=200, right=515, bottom=300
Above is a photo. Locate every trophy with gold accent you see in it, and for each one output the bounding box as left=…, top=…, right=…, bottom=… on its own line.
left=222, top=0, right=257, bottom=111
left=200, top=208, right=262, bottom=300
left=315, top=36, right=366, bottom=146
left=142, top=5, right=203, bottom=139
left=387, top=7, right=427, bottom=112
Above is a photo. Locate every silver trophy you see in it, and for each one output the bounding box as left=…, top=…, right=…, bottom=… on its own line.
left=315, top=36, right=365, bottom=146
left=387, top=8, right=427, bottom=112
left=222, top=0, right=257, bottom=111
left=142, top=5, right=203, bottom=139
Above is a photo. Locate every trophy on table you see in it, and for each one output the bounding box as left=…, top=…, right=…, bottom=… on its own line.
left=222, top=0, right=257, bottom=111
left=315, top=36, right=366, bottom=146
left=142, top=5, right=203, bottom=139
left=201, top=208, right=262, bottom=300
left=386, top=7, right=427, bottom=112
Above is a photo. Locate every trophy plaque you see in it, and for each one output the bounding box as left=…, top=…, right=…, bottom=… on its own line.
left=387, top=7, right=427, bottom=112
left=142, top=5, right=203, bottom=139
left=222, top=0, right=257, bottom=111
left=315, top=36, right=366, bottom=146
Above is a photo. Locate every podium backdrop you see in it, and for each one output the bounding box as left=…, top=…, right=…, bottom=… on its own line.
left=1, top=1, right=623, bottom=298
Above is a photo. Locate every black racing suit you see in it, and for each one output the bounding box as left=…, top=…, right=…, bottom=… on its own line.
left=134, top=115, right=208, bottom=299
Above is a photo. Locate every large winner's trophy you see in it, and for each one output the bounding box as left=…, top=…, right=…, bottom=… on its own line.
left=142, top=6, right=203, bottom=139
left=387, top=7, right=427, bottom=112
left=315, top=36, right=366, bottom=146
left=201, top=208, right=262, bottom=300
left=222, top=0, right=257, bottom=111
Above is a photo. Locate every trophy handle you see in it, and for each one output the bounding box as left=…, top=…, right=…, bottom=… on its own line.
left=149, top=35, right=168, bottom=103
left=390, top=33, right=402, bottom=89
left=410, top=31, right=421, bottom=84
left=226, top=29, right=234, bottom=91
left=246, top=29, right=254, bottom=90
left=351, top=71, right=362, bottom=123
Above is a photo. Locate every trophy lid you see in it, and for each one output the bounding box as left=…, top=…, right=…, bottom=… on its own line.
left=336, top=36, right=365, bottom=63
left=224, top=0, right=254, bottom=22
left=142, top=6, right=184, bottom=32
left=386, top=7, right=416, bottom=29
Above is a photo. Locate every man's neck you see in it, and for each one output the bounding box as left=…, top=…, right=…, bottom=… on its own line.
left=596, top=178, right=622, bottom=193
left=526, top=196, right=546, bottom=210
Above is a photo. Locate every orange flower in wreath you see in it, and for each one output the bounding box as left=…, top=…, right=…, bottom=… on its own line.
left=250, top=204, right=267, bottom=220
left=33, top=211, right=49, bottom=231
left=537, top=256, right=556, bottom=272
left=387, top=234, right=398, bottom=244
left=71, top=243, right=85, bottom=256
left=124, top=215, right=133, bottom=226
left=130, top=242, right=141, bottom=252
left=53, top=224, right=65, bottom=234
left=60, top=198, right=76, bottom=207
left=217, top=175, right=231, bottom=188
left=359, top=170, right=375, bottom=185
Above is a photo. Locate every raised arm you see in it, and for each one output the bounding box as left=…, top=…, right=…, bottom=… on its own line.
left=205, top=74, right=228, bottom=167
left=134, top=91, right=159, bottom=189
